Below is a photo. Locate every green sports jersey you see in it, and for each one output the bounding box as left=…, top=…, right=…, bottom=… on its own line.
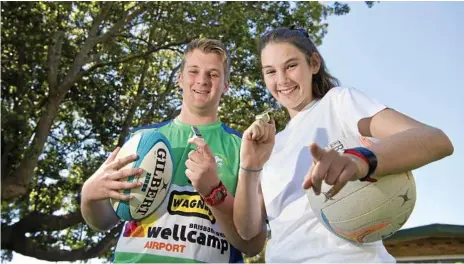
left=113, top=118, right=244, bottom=263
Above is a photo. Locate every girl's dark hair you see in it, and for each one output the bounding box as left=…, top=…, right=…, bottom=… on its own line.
left=258, top=27, right=340, bottom=99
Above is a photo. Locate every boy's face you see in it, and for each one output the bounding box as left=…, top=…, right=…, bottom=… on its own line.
left=178, top=49, right=229, bottom=115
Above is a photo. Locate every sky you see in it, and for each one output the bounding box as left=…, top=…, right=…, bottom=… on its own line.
left=7, top=1, right=464, bottom=263
left=317, top=1, right=463, bottom=230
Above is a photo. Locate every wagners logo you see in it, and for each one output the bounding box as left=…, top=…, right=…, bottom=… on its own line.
left=168, top=191, right=216, bottom=224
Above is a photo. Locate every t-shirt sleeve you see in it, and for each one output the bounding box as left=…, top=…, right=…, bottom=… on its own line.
left=335, top=87, right=387, bottom=135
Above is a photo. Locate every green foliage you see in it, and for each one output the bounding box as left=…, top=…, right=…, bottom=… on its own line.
left=1, top=1, right=355, bottom=262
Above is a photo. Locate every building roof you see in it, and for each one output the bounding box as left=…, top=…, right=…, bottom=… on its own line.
left=384, top=223, right=464, bottom=242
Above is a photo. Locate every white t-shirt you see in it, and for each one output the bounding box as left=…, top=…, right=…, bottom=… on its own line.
left=261, top=87, right=396, bottom=263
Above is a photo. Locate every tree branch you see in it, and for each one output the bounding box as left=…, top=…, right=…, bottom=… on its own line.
left=2, top=220, right=124, bottom=262
left=142, top=63, right=182, bottom=124
left=60, top=2, right=151, bottom=97
left=15, top=211, right=84, bottom=233
left=1, top=211, right=83, bottom=251
left=116, top=32, right=151, bottom=46
left=117, top=58, right=150, bottom=146
left=166, top=63, right=182, bottom=91
left=89, top=2, right=113, bottom=37
left=46, top=31, right=64, bottom=93
left=83, top=39, right=193, bottom=75
left=164, top=47, right=184, bottom=54
left=93, top=2, right=151, bottom=45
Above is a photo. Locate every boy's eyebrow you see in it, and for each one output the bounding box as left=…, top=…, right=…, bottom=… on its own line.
left=186, top=65, right=221, bottom=73
left=262, top=57, right=300, bottom=69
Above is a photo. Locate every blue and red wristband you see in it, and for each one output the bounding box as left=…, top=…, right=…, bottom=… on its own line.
left=344, top=147, right=378, bottom=182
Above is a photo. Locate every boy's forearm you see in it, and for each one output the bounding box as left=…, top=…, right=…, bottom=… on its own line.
left=81, top=194, right=120, bottom=231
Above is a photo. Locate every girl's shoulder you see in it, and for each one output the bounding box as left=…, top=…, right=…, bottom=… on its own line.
left=325, top=86, right=357, bottom=97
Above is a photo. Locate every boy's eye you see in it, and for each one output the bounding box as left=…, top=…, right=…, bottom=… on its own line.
left=265, top=70, right=276, bottom=75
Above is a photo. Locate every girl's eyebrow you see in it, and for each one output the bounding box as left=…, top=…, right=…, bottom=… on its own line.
left=262, top=57, right=299, bottom=69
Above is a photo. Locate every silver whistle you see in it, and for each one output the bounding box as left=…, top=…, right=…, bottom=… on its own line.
left=191, top=126, right=203, bottom=138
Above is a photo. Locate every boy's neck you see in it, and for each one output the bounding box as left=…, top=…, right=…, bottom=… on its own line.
left=178, top=107, right=219, bottom=126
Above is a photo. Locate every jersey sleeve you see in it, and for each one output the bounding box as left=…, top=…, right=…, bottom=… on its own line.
left=334, top=87, right=387, bottom=135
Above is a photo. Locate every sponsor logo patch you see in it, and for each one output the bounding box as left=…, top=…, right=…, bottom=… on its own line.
left=145, top=224, right=229, bottom=254
left=167, top=191, right=216, bottom=224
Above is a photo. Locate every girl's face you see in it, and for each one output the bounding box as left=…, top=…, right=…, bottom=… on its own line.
left=261, top=42, right=319, bottom=118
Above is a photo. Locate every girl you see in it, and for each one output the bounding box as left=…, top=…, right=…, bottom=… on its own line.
left=234, top=27, right=454, bottom=262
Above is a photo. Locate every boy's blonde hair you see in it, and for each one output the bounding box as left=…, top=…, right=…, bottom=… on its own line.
left=180, top=39, right=231, bottom=80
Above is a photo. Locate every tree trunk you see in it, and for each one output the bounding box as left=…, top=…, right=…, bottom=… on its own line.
left=1, top=4, right=151, bottom=201
left=1, top=94, right=62, bottom=200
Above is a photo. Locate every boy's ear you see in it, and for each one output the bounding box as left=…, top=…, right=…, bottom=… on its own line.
left=223, top=80, right=230, bottom=95
left=177, top=71, right=183, bottom=89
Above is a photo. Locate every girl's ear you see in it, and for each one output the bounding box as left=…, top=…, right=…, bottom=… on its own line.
left=310, top=53, right=321, bottom=74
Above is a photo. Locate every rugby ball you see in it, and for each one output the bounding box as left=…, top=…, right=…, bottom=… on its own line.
left=306, top=136, right=416, bottom=243
left=110, top=130, right=174, bottom=221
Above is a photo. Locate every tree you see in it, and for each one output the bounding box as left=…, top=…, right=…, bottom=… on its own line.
left=1, top=1, right=356, bottom=262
